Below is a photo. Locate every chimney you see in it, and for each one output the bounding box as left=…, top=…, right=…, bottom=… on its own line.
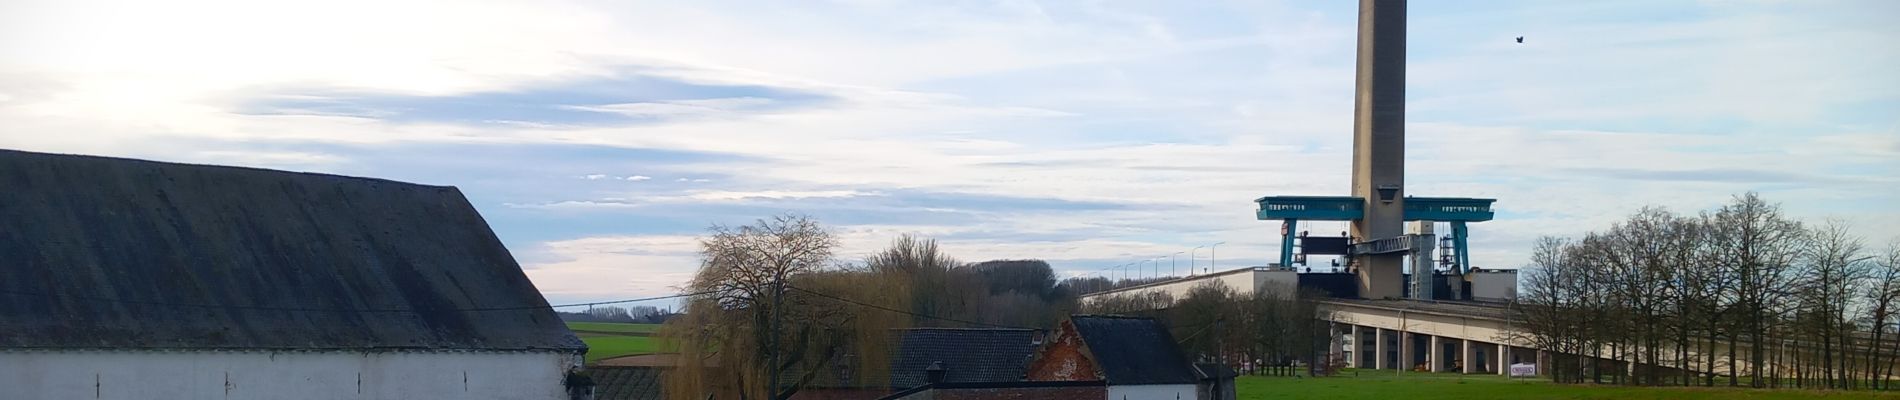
left=925, top=361, right=947, bottom=384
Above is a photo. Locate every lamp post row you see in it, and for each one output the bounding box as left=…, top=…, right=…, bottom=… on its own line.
left=1103, top=241, right=1229, bottom=282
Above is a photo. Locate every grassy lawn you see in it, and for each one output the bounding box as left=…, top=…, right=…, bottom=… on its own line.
left=1237, top=370, right=1899, bottom=400
left=567, top=322, right=662, bottom=334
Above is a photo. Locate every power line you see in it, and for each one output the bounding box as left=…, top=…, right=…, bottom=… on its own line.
left=0, top=288, right=711, bottom=314
left=785, top=285, right=1037, bottom=330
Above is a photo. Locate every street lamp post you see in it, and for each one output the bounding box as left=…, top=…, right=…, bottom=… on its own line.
left=1170, top=251, right=1184, bottom=277
left=1190, top=245, right=1206, bottom=275
left=1210, top=242, right=1226, bottom=274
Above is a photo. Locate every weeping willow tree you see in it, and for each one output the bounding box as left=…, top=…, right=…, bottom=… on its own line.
left=661, top=219, right=920, bottom=400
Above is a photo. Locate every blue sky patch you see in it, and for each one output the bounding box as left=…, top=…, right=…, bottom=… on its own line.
left=240, top=70, right=831, bottom=126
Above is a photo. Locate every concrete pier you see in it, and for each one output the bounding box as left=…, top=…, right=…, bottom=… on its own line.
left=1350, top=0, right=1408, bottom=299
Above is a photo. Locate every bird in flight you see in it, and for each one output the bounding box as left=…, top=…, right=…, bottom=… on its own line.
left=1515, top=36, right=1525, bottom=44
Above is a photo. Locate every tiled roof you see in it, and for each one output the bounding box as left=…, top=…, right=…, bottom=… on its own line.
left=1068, top=315, right=1198, bottom=385
left=780, top=328, right=1041, bottom=389
left=590, top=367, right=663, bottom=400
left=0, top=150, right=582, bottom=351
left=889, top=328, right=1039, bottom=388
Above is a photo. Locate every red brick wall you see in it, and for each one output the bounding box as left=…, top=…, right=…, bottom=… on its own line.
left=1025, top=321, right=1099, bottom=381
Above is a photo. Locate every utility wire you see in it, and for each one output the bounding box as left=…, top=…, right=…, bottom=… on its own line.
left=0, top=288, right=711, bottom=313
left=785, top=285, right=1038, bottom=330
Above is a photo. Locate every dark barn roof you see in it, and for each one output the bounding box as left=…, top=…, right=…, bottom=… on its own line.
left=1069, top=315, right=1197, bottom=385
left=889, top=328, right=1039, bottom=388
left=590, top=366, right=663, bottom=400
left=1194, top=363, right=1237, bottom=380
left=0, top=150, right=583, bottom=351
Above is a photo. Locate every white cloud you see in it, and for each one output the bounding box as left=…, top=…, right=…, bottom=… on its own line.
left=566, top=97, right=775, bottom=118
left=685, top=190, right=872, bottom=201
left=4, top=0, right=1895, bottom=297
left=522, top=235, right=703, bottom=299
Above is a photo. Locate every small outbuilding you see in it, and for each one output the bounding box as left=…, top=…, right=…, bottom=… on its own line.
left=0, top=150, right=588, bottom=399
left=1193, top=363, right=1238, bottom=400
left=1025, top=315, right=1199, bottom=400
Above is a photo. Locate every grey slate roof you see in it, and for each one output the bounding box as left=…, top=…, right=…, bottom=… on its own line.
left=889, top=328, right=1039, bottom=388
left=589, top=366, right=662, bottom=400
left=1068, top=315, right=1197, bottom=385
left=0, top=149, right=584, bottom=351
left=1194, top=363, right=1237, bottom=380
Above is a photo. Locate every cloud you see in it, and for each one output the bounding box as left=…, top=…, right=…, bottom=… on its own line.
left=520, top=235, right=703, bottom=300
left=239, top=72, right=827, bottom=127
left=685, top=190, right=873, bottom=201
left=3, top=0, right=1896, bottom=299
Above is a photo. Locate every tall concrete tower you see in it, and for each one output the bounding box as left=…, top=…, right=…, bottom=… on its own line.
left=1349, top=0, right=1407, bottom=299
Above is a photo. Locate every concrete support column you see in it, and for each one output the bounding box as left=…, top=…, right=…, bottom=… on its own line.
left=1399, top=332, right=1414, bottom=371
left=1374, top=328, right=1388, bottom=370
left=1497, top=344, right=1509, bottom=376
left=1537, top=350, right=1549, bottom=376
left=1347, top=325, right=1361, bottom=368
left=1461, top=339, right=1477, bottom=374
left=1428, top=335, right=1444, bottom=372
left=1329, top=322, right=1345, bottom=365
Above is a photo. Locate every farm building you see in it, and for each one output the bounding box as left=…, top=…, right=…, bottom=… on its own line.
left=0, top=150, right=588, bottom=399
left=790, top=328, right=1044, bottom=400
left=1025, top=315, right=1199, bottom=400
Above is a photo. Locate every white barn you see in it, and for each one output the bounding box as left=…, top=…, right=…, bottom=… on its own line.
left=0, top=150, right=589, bottom=399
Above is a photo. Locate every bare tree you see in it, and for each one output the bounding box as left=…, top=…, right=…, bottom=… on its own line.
left=1796, top=220, right=1870, bottom=389
left=1505, top=193, right=1898, bottom=390
left=664, top=214, right=841, bottom=400
left=1869, top=241, right=1900, bottom=389
left=1708, top=192, right=1805, bottom=388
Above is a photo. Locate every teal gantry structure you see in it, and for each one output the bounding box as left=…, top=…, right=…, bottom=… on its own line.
left=1254, top=196, right=1495, bottom=276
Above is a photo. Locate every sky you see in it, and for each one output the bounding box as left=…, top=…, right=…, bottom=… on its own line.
left=2, top=0, right=1896, bottom=308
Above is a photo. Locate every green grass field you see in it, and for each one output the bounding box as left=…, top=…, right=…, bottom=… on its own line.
left=1237, top=370, right=1899, bottom=400
left=567, top=322, right=662, bottom=334
left=580, top=335, right=661, bottom=362
left=567, top=322, right=668, bottom=363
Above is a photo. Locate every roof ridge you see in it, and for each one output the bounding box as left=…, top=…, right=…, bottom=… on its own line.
left=0, top=149, right=455, bottom=189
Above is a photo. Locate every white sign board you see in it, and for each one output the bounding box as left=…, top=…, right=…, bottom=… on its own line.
left=1509, top=363, right=1537, bottom=377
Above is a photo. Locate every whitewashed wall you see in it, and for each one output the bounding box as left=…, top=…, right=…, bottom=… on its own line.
left=1106, top=384, right=1196, bottom=400
left=0, top=349, right=581, bottom=400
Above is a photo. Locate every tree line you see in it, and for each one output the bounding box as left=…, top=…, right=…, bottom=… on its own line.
left=1084, top=281, right=1338, bottom=377
left=1509, top=192, right=1900, bottom=390
left=557, top=305, right=675, bottom=324
left=658, top=214, right=1078, bottom=400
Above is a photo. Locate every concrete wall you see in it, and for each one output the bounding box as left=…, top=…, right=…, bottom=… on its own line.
left=1078, top=268, right=1298, bottom=307
left=1106, top=384, right=1195, bottom=400
left=1468, top=270, right=1517, bottom=301
left=1319, top=303, right=1524, bottom=347
left=0, top=349, right=581, bottom=400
